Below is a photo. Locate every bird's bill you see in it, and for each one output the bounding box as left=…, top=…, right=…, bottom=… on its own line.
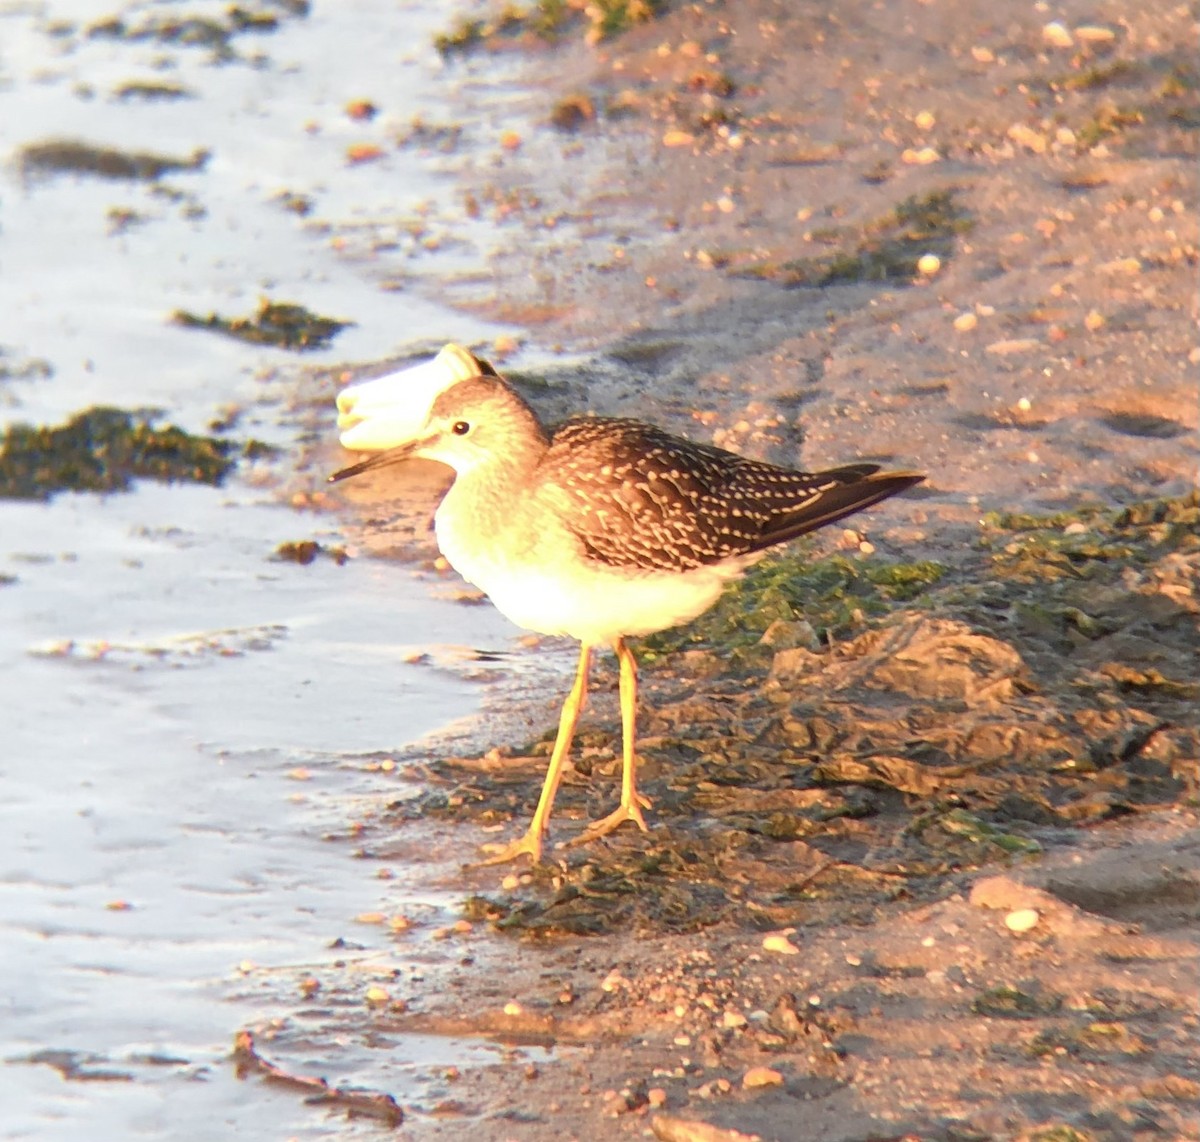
left=327, top=439, right=421, bottom=484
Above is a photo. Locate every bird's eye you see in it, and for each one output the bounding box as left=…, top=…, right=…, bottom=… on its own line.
left=451, top=420, right=471, bottom=436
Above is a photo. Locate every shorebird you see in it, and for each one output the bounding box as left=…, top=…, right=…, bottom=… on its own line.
left=331, top=352, right=923, bottom=864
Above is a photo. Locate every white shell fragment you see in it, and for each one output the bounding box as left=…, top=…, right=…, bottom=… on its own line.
left=337, top=342, right=487, bottom=450
left=762, top=933, right=800, bottom=955
left=1005, top=908, right=1040, bottom=933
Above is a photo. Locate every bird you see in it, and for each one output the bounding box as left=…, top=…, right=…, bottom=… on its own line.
left=329, top=353, right=924, bottom=865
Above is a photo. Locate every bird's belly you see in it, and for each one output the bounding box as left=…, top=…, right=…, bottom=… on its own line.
left=488, top=564, right=733, bottom=644
left=434, top=511, right=745, bottom=644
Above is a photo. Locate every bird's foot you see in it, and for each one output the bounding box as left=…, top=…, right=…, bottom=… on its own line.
left=560, top=793, right=652, bottom=850
left=472, top=828, right=546, bottom=867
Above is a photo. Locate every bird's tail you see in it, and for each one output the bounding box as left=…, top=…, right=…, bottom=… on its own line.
left=760, top=467, right=925, bottom=547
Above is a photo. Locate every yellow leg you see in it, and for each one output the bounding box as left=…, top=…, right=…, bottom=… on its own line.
left=476, top=643, right=592, bottom=865
left=562, top=637, right=651, bottom=849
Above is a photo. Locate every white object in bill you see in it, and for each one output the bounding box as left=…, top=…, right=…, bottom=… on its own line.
left=336, top=343, right=488, bottom=450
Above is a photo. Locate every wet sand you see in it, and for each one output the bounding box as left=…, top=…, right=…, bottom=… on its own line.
left=284, top=2, right=1199, bottom=1140
left=3, top=1, right=1196, bottom=1140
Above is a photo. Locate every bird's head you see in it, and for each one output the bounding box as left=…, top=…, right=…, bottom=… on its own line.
left=329, top=376, right=547, bottom=484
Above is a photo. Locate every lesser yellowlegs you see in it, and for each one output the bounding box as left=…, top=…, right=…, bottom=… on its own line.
left=331, top=360, right=923, bottom=864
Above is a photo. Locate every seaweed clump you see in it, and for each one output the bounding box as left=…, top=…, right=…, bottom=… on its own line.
left=435, top=0, right=666, bottom=57
left=173, top=300, right=352, bottom=352
left=638, top=548, right=948, bottom=663
left=0, top=407, right=269, bottom=500
left=18, top=139, right=208, bottom=182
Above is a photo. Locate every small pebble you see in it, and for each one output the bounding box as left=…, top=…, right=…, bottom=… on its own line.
left=986, top=338, right=1041, bottom=356
left=1005, top=908, right=1040, bottom=933
left=1008, top=123, right=1047, bottom=153
left=662, top=129, right=695, bottom=148
left=953, top=311, right=978, bottom=332
left=914, top=109, right=936, bottom=131
left=762, top=933, right=800, bottom=956
left=1104, top=256, right=1142, bottom=275
left=917, top=253, right=941, bottom=275
left=345, top=143, right=383, bottom=164
left=743, top=1066, right=784, bottom=1089
left=1075, top=25, right=1116, bottom=43
left=503, top=1001, right=523, bottom=1016
left=902, top=146, right=940, bottom=165
left=1084, top=310, right=1105, bottom=331
left=1016, top=397, right=1032, bottom=411
left=1042, top=21, right=1073, bottom=48
left=365, top=986, right=390, bottom=1005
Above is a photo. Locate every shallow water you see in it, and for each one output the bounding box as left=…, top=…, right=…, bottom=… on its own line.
left=0, top=1, right=545, bottom=1135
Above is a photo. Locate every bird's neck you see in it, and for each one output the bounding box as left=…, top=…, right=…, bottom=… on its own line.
left=436, top=437, right=546, bottom=558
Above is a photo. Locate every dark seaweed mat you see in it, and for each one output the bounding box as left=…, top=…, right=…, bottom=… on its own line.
left=0, top=406, right=268, bottom=499
left=173, top=300, right=351, bottom=352
left=380, top=493, right=1199, bottom=938
left=18, top=139, right=208, bottom=181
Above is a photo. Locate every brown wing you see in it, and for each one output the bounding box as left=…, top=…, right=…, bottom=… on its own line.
left=540, top=417, right=922, bottom=572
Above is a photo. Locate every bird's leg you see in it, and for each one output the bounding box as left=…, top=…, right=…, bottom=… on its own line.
left=562, top=637, right=651, bottom=849
left=476, top=643, right=592, bottom=866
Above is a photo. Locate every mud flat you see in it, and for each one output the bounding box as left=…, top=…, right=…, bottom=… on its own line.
left=258, top=1, right=1199, bottom=1140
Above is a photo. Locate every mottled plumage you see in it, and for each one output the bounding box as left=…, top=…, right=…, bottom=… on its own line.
left=546, top=415, right=890, bottom=572
left=331, top=369, right=924, bottom=865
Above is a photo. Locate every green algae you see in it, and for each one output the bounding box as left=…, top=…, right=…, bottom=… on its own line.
left=173, top=300, right=352, bottom=352
left=637, top=549, right=948, bottom=662
left=19, top=139, right=208, bottom=181
left=377, top=492, right=1198, bottom=937
left=981, top=493, right=1199, bottom=582
left=87, top=2, right=305, bottom=59
left=435, top=0, right=665, bottom=56
left=971, top=985, right=1063, bottom=1020
left=731, top=189, right=972, bottom=287
left=272, top=540, right=349, bottom=566
left=0, top=407, right=271, bottom=500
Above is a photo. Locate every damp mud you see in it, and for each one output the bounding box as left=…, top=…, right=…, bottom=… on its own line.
left=2, top=0, right=1197, bottom=1141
